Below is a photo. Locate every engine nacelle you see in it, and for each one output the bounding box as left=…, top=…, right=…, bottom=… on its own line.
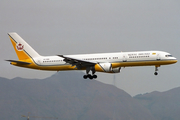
left=111, top=67, right=121, bottom=73
left=99, top=63, right=112, bottom=72
left=94, top=63, right=121, bottom=73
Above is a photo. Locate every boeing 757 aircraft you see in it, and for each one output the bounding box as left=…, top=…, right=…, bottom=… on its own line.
left=6, top=33, right=177, bottom=79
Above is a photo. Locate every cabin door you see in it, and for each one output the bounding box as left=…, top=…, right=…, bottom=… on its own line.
left=156, top=54, right=161, bottom=60
left=123, top=54, right=127, bottom=62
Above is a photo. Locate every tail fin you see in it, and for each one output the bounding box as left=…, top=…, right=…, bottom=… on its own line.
left=8, top=32, right=41, bottom=60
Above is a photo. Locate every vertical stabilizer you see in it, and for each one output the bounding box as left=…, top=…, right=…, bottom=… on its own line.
left=8, top=32, right=41, bottom=60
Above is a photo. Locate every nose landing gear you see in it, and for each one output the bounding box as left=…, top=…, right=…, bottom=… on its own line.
left=154, top=65, right=160, bottom=75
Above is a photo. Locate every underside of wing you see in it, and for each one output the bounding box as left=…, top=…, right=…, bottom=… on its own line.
left=57, top=55, right=97, bottom=69
left=5, top=60, right=31, bottom=65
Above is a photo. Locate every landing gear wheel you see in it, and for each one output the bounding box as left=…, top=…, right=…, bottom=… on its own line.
left=154, top=72, right=158, bottom=75
left=89, top=75, right=93, bottom=80
left=83, top=75, right=87, bottom=79
left=83, top=74, right=93, bottom=79
left=93, top=75, right=97, bottom=79
left=87, top=74, right=91, bottom=78
left=83, top=74, right=97, bottom=79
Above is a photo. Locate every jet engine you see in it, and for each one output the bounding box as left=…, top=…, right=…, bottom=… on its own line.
left=95, top=63, right=121, bottom=73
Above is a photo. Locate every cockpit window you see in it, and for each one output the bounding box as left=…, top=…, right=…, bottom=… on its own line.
left=165, top=55, right=173, bottom=57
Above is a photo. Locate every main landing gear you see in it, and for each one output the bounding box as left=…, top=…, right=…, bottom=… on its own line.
left=154, top=66, right=160, bottom=75
left=83, top=74, right=97, bottom=79
left=83, top=67, right=97, bottom=80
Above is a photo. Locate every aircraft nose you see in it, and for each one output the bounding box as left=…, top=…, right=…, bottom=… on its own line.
left=173, top=57, right=178, bottom=63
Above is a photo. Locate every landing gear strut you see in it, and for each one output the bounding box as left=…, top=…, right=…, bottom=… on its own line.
left=154, top=66, right=159, bottom=75
left=83, top=67, right=97, bottom=79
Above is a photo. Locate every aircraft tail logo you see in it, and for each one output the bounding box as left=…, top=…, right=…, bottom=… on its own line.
left=16, top=43, right=24, bottom=51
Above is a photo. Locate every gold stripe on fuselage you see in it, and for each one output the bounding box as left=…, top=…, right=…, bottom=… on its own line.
left=115, top=59, right=177, bottom=67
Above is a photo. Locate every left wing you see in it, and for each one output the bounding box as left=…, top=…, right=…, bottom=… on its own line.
left=57, top=55, right=97, bottom=69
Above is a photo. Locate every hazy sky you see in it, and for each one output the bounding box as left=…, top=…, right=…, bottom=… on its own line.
left=0, top=0, right=180, bottom=96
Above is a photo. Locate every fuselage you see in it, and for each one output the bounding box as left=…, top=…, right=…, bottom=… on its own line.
left=12, top=51, right=177, bottom=72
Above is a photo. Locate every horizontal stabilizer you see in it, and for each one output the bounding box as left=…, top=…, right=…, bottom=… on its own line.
left=5, top=60, right=31, bottom=65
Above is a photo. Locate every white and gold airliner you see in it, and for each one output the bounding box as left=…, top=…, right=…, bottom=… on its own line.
left=6, top=33, right=177, bottom=79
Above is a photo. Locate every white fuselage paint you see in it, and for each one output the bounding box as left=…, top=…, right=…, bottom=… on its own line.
left=34, top=51, right=176, bottom=67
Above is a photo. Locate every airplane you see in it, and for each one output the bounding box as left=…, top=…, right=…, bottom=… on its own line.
left=6, top=32, right=177, bottom=79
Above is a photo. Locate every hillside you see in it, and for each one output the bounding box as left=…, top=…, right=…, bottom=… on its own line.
left=0, top=71, right=154, bottom=120
left=134, top=87, right=180, bottom=120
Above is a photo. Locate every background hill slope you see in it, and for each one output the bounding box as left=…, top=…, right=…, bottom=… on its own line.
left=134, top=87, right=180, bottom=120
left=0, top=71, right=154, bottom=120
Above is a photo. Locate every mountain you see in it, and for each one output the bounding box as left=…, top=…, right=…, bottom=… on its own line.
left=134, top=87, right=180, bottom=120
left=0, top=71, right=155, bottom=120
